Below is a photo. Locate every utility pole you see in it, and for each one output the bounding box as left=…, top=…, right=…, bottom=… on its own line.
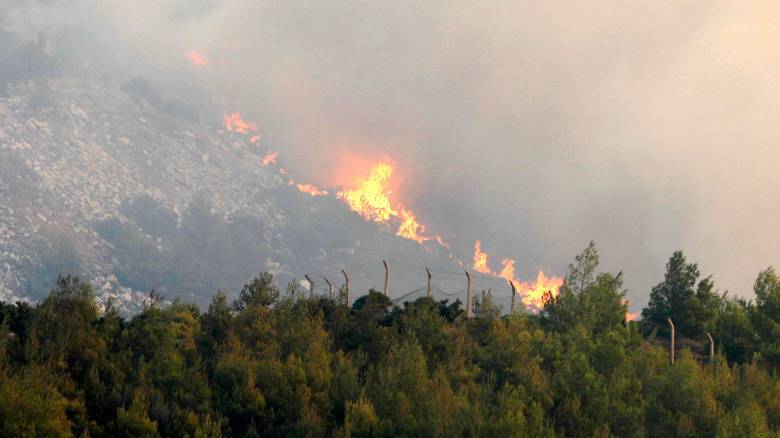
left=323, top=276, right=334, bottom=299
left=341, top=269, right=350, bottom=307
left=508, top=280, right=516, bottom=314
left=706, top=332, right=715, bottom=364
left=426, top=267, right=432, bottom=298
left=465, top=270, right=473, bottom=319
left=668, top=317, right=675, bottom=365
left=383, top=260, right=390, bottom=297
left=304, top=274, right=315, bottom=299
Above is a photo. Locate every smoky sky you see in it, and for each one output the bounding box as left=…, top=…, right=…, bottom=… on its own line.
left=4, top=0, right=779, bottom=308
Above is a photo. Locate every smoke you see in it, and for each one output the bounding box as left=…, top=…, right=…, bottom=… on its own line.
left=5, top=0, right=779, bottom=306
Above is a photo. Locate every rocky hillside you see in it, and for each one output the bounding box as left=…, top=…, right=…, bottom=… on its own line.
left=0, top=77, right=460, bottom=313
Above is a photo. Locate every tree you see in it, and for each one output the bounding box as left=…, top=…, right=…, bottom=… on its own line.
left=566, top=241, right=600, bottom=295
left=641, top=251, right=720, bottom=339
left=233, top=273, right=280, bottom=311
left=340, top=396, right=380, bottom=437
left=114, top=389, right=160, bottom=438
left=5, top=256, right=780, bottom=436
left=0, top=367, right=72, bottom=437
left=544, top=242, right=628, bottom=336
left=28, top=275, right=104, bottom=386
left=713, top=297, right=756, bottom=364
left=750, top=268, right=780, bottom=370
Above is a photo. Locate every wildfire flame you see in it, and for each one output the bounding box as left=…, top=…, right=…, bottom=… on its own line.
left=338, top=163, right=397, bottom=222
left=223, top=112, right=258, bottom=134
left=296, top=183, right=328, bottom=196
left=214, top=109, right=561, bottom=310
left=517, top=270, right=563, bottom=310
left=471, top=240, right=562, bottom=310
left=336, top=162, right=433, bottom=244
left=623, top=299, right=638, bottom=321
left=261, top=151, right=278, bottom=166
left=396, top=208, right=429, bottom=243
left=498, top=258, right=517, bottom=283
left=213, top=105, right=563, bottom=311
left=186, top=49, right=208, bottom=67
left=473, top=240, right=491, bottom=274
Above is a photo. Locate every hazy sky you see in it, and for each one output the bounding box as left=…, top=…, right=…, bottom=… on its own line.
left=6, top=0, right=779, bottom=307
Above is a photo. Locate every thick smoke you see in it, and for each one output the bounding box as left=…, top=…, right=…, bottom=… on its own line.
left=4, top=0, right=779, bottom=307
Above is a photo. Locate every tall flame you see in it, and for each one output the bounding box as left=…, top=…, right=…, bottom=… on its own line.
left=338, top=163, right=397, bottom=222
left=337, top=162, right=433, bottom=244
left=396, top=208, right=429, bottom=243
left=473, top=240, right=491, bottom=274
left=471, top=240, right=562, bottom=310
left=498, top=258, right=517, bottom=282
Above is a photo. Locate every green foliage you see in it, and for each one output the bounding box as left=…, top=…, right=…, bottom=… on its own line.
left=642, top=251, right=721, bottom=339
left=233, top=273, right=279, bottom=311
left=750, top=268, right=780, bottom=370
left=340, top=395, right=379, bottom=437
left=0, top=366, right=72, bottom=437
left=4, top=248, right=780, bottom=437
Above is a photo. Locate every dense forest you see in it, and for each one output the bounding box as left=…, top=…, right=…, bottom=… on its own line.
left=1, top=243, right=779, bottom=437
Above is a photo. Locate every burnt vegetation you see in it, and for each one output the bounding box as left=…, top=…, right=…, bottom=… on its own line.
left=1, top=243, right=779, bottom=437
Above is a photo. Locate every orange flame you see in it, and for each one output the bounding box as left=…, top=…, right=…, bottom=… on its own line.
left=623, top=299, right=638, bottom=321
left=249, top=135, right=261, bottom=144
left=337, top=163, right=397, bottom=222
left=296, top=183, right=328, bottom=196
left=186, top=49, right=208, bottom=67
left=471, top=240, right=562, bottom=311
left=336, top=162, right=436, bottom=245
left=517, top=271, right=563, bottom=310
left=261, top=151, right=278, bottom=166
left=498, top=258, right=517, bottom=283
left=473, top=240, right=491, bottom=274
left=396, top=208, right=429, bottom=243
left=223, top=112, right=258, bottom=134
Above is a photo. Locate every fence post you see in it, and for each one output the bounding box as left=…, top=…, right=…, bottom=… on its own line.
left=706, top=332, right=715, bottom=364
left=426, top=267, right=432, bottom=298
left=465, top=270, right=473, bottom=319
left=667, top=317, right=675, bottom=365
left=323, top=276, right=334, bottom=299
left=508, top=280, right=517, bottom=314
left=383, top=260, right=390, bottom=297
left=341, top=269, right=350, bottom=307
left=304, top=274, right=315, bottom=299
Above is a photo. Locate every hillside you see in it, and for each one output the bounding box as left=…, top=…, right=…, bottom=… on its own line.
left=0, top=77, right=460, bottom=312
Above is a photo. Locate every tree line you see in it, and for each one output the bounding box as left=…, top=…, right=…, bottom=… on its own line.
left=1, top=242, right=779, bottom=437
